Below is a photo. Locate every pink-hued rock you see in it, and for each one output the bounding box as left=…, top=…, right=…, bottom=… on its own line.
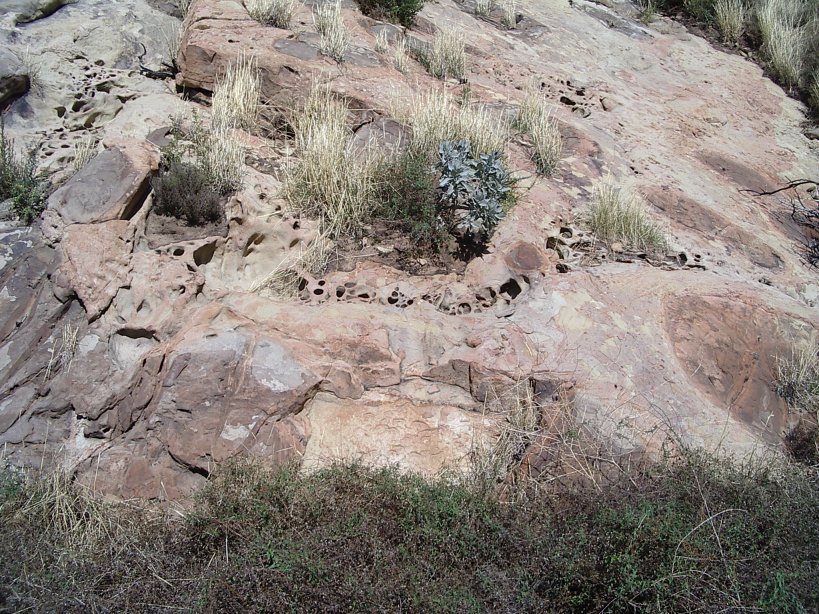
left=1, top=0, right=818, bottom=501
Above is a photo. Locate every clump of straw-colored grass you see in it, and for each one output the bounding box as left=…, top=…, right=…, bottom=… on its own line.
left=514, top=85, right=563, bottom=175
left=281, top=85, right=379, bottom=237
left=587, top=179, right=669, bottom=254
left=247, top=0, right=297, bottom=28
left=315, top=0, right=348, bottom=62
left=211, top=52, right=261, bottom=131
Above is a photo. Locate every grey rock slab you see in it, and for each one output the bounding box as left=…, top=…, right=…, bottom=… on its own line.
left=0, top=0, right=70, bottom=24
left=0, top=48, right=28, bottom=106
left=47, top=144, right=154, bottom=224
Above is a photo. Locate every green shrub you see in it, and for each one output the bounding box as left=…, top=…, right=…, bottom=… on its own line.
left=0, top=121, right=46, bottom=224
left=353, top=0, right=425, bottom=27
left=436, top=139, right=509, bottom=244
left=151, top=160, right=223, bottom=225
left=378, top=151, right=445, bottom=248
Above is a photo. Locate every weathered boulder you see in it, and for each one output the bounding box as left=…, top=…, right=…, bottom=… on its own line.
left=0, top=49, right=28, bottom=106
left=0, top=0, right=70, bottom=24
left=46, top=139, right=159, bottom=227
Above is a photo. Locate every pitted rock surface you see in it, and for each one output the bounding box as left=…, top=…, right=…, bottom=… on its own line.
left=0, top=0, right=818, bottom=500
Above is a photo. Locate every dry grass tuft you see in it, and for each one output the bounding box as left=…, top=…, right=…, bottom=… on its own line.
left=247, top=0, right=297, bottom=28
left=44, top=321, right=78, bottom=380
left=587, top=179, right=669, bottom=254
left=776, top=336, right=819, bottom=414
left=514, top=85, right=562, bottom=175
left=315, top=0, right=348, bottom=62
left=72, top=137, right=97, bottom=173
left=427, top=29, right=465, bottom=81
left=282, top=85, right=379, bottom=237
left=393, top=36, right=409, bottom=72
left=715, top=0, right=746, bottom=44
left=16, top=471, right=116, bottom=551
left=501, top=0, right=518, bottom=27
left=398, top=88, right=509, bottom=159
left=211, top=52, right=261, bottom=131
left=475, top=0, right=494, bottom=16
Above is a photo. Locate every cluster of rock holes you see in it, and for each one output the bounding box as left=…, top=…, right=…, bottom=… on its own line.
left=291, top=274, right=527, bottom=315
left=41, top=58, right=133, bottom=163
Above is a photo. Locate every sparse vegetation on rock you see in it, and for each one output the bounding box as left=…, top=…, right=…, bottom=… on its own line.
left=648, top=0, right=819, bottom=113
left=376, top=88, right=513, bottom=251
left=587, top=179, right=669, bottom=255
left=514, top=84, right=563, bottom=175
left=0, top=120, right=46, bottom=224
left=315, top=0, right=348, bottom=62
left=152, top=108, right=245, bottom=225
left=247, top=0, right=296, bottom=28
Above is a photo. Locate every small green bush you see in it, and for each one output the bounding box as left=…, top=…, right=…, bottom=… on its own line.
left=354, top=0, right=425, bottom=27
left=436, top=139, right=509, bottom=244
left=0, top=121, right=46, bottom=224
left=378, top=152, right=445, bottom=248
left=151, top=160, right=223, bottom=225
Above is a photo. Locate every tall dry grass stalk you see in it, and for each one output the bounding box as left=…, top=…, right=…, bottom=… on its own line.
left=776, top=336, right=819, bottom=414
left=282, top=85, right=379, bottom=238
left=315, top=0, right=348, bottom=62
left=514, top=85, right=563, bottom=175
left=44, top=321, right=78, bottom=380
left=587, top=179, right=669, bottom=255
left=375, top=29, right=390, bottom=53
left=501, top=0, right=518, bottom=27
left=72, top=137, right=97, bottom=173
left=211, top=52, right=261, bottom=131
left=393, top=37, right=409, bottom=72
left=398, top=88, right=509, bottom=158
left=475, top=0, right=494, bottom=16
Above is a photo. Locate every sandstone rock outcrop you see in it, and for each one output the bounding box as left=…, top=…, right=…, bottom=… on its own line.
left=0, top=0, right=817, bottom=500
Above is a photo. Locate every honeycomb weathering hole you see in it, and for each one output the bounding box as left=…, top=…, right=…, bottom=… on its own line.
left=500, top=279, right=522, bottom=299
